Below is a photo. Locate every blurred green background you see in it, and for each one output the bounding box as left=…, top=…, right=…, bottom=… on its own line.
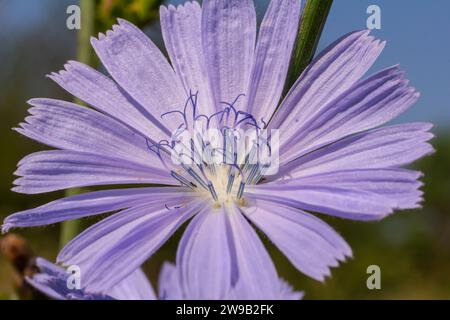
left=0, top=0, right=449, bottom=299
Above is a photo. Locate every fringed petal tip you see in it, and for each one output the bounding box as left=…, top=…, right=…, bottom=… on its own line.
left=160, top=4, right=178, bottom=14
left=409, top=121, right=434, bottom=133
left=90, top=30, right=108, bottom=44
left=1, top=221, right=13, bottom=234
left=159, top=4, right=183, bottom=24
left=13, top=125, right=33, bottom=141
left=344, top=29, right=371, bottom=41
left=11, top=177, right=37, bottom=194
left=322, top=246, right=354, bottom=282
left=46, top=60, right=80, bottom=81
left=27, top=97, right=61, bottom=108
left=423, top=142, right=436, bottom=159
left=243, top=200, right=354, bottom=283
left=314, top=268, right=332, bottom=283
left=11, top=178, right=20, bottom=188
left=89, top=18, right=138, bottom=41
left=340, top=244, right=354, bottom=261
left=314, top=259, right=353, bottom=283
left=160, top=0, right=200, bottom=14
left=429, top=136, right=437, bottom=148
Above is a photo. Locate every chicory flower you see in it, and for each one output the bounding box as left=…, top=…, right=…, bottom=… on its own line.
left=3, top=0, right=433, bottom=298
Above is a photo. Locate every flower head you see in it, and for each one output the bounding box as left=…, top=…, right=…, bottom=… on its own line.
left=28, top=258, right=302, bottom=300
left=27, top=258, right=154, bottom=300
left=3, top=0, right=433, bottom=298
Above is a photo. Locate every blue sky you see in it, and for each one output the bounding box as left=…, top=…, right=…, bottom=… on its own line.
left=1, top=0, right=449, bottom=129
left=253, top=0, right=450, bottom=129
left=319, top=0, right=450, bottom=130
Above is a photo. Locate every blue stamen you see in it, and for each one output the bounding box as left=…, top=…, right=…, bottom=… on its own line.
left=182, top=164, right=208, bottom=190
left=171, top=171, right=196, bottom=189
left=237, top=181, right=246, bottom=199
left=208, top=182, right=219, bottom=201
left=226, top=171, right=235, bottom=194
left=165, top=204, right=181, bottom=210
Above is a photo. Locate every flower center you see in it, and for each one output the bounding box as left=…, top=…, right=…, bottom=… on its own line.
left=148, top=92, right=278, bottom=206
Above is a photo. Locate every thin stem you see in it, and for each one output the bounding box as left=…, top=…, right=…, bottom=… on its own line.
left=59, top=188, right=84, bottom=249
left=283, top=0, right=333, bottom=95
left=59, top=0, right=95, bottom=249
left=77, top=0, right=96, bottom=66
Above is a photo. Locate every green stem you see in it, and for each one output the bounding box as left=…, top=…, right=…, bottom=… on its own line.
left=59, top=0, right=96, bottom=249
left=77, top=0, right=96, bottom=66
left=59, top=188, right=84, bottom=248
left=283, top=0, right=333, bottom=95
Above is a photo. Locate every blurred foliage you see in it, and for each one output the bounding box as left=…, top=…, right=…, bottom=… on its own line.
left=96, top=0, right=164, bottom=31
left=59, top=0, right=165, bottom=246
